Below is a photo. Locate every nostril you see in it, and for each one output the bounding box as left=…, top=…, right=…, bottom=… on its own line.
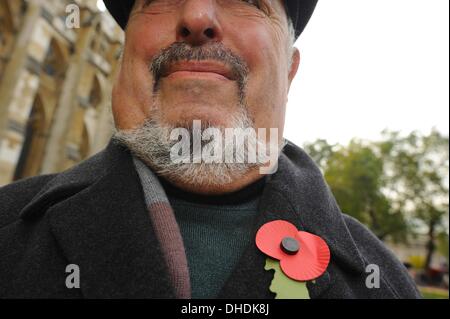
left=180, top=27, right=190, bottom=38
left=204, top=28, right=214, bottom=39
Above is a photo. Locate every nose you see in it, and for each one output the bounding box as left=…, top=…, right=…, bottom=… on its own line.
left=176, top=0, right=223, bottom=46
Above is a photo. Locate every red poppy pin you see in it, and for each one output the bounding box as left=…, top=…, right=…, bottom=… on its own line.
left=256, top=220, right=331, bottom=298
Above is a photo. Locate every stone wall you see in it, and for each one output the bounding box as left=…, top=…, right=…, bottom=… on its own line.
left=0, top=0, right=123, bottom=185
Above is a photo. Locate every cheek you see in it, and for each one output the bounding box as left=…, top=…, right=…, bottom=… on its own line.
left=230, top=27, right=288, bottom=127
left=127, top=15, right=176, bottom=60
left=115, top=16, right=178, bottom=121
left=122, top=14, right=178, bottom=93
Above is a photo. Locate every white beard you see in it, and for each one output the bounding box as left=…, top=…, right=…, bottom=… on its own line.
left=113, top=107, right=283, bottom=187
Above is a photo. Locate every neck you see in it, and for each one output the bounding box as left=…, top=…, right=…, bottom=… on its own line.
left=160, top=167, right=266, bottom=196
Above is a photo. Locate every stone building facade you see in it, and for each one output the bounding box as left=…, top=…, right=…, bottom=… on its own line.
left=0, top=0, right=123, bottom=186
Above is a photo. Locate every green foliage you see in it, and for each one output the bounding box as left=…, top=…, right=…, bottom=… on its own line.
left=378, top=130, right=449, bottom=229
left=378, top=130, right=449, bottom=268
left=305, top=139, right=408, bottom=242
left=419, top=287, right=449, bottom=299
left=304, top=129, right=449, bottom=256
left=303, top=139, right=336, bottom=171
left=437, top=232, right=449, bottom=261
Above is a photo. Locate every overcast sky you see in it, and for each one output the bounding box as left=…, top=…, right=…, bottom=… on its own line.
left=99, top=0, right=449, bottom=146
left=285, top=0, right=449, bottom=146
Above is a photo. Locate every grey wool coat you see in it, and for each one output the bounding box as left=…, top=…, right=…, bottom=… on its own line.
left=0, top=140, right=421, bottom=299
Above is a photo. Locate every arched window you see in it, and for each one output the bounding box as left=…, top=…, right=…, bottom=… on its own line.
left=42, top=39, right=68, bottom=80
left=88, top=75, right=102, bottom=109
left=79, top=124, right=90, bottom=160
left=13, top=94, right=47, bottom=181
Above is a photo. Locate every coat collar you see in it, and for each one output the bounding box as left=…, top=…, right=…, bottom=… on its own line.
left=218, top=142, right=365, bottom=298
left=272, top=142, right=366, bottom=274
left=21, top=140, right=175, bottom=298
left=20, top=140, right=365, bottom=298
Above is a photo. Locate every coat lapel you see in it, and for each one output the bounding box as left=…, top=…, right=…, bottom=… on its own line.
left=218, top=142, right=366, bottom=299
left=217, top=189, right=302, bottom=299
left=217, top=180, right=332, bottom=299
left=20, top=141, right=175, bottom=298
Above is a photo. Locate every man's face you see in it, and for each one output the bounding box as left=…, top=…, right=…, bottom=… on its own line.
left=112, top=0, right=299, bottom=138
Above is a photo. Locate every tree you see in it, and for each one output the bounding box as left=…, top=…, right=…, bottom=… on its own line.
left=378, top=129, right=449, bottom=270
left=304, top=129, right=449, bottom=261
left=303, top=139, right=336, bottom=171
left=305, top=139, right=408, bottom=242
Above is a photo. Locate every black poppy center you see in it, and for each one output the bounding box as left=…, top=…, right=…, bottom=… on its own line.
left=280, top=237, right=300, bottom=255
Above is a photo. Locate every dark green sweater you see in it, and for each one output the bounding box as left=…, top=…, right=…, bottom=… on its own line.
left=161, top=178, right=265, bottom=299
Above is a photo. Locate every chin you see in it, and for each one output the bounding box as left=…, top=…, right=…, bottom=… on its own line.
left=163, top=108, right=235, bottom=129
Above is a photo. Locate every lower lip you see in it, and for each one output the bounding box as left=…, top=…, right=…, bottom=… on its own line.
left=166, top=71, right=229, bottom=81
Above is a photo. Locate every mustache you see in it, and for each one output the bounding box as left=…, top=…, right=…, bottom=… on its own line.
left=149, top=42, right=249, bottom=94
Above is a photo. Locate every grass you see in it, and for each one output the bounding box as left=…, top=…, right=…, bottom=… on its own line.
left=419, top=286, right=449, bottom=299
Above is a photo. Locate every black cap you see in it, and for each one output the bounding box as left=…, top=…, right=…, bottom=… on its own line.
left=104, top=0, right=318, bottom=40
left=285, top=0, right=318, bottom=39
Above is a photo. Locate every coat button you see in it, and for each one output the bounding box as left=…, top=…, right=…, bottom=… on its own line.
left=280, top=237, right=300, bottom=255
